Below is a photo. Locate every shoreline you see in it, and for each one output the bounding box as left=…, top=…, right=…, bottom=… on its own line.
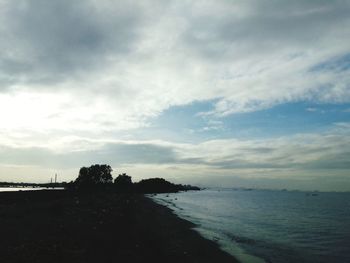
left=151, top=192, right=266, bottom=263
left=0, top=190, right=238, bottom=263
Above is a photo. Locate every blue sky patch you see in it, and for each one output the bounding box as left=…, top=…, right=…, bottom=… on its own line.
left=145, top=101, right=350, bottom=142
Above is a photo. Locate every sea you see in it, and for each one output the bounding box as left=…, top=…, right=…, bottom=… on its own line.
left=151, top=188, right=350, bottom=263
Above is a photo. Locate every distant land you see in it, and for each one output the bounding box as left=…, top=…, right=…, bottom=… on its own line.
left=0, top=164, right=200, bottom=194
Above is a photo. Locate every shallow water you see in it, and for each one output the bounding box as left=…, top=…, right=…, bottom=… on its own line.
left=0, top=187, right=63, bottom=192
left=152, top=189, right=350, bottom=263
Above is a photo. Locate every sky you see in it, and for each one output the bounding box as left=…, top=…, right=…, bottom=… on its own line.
left=0, top=0, right=350, bottom=191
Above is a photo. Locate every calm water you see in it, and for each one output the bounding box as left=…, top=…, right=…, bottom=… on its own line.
left=152, top=189, right=350, bottom=263
left=0, top=187, right=63, bottom=192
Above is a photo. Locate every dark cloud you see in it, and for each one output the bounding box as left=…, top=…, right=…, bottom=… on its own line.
left=303, top=152, right=350, bottom=170
left=0, top=0, right=143, bottom=86
left=208, top=160, right=289, bottom=169
left=0, top=0, right=349, bottom=115
left=239, top=147, right=275, bottom=154
left=0, top=142, right=177, bottom=169
left=182, top=0, right=350, bottom=61
left=0, top=141, right=282, bottom=170
left=102, top=143, right=177, bottom=164
left=0, top=145, right=53, bottom=166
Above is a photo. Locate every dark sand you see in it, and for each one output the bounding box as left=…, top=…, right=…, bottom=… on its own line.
left=0, top=190, right=237, bottom=263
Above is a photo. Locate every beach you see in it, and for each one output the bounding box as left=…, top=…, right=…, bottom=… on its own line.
left=0, top=190, right=237, bottom=263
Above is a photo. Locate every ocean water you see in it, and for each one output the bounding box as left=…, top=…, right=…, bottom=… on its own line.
left=151, top=189, right=350, bottom=263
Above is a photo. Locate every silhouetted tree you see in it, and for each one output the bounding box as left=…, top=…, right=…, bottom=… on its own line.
left=68, top=164, right=200, bottom=193
left=75, top=164, right=113, bottom=187
left=114, top=173, right=133, bottom=192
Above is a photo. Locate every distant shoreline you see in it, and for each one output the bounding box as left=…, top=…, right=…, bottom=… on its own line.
left=0, top=187, right=64, bottom=192
left=0, top=190, right=237, bottom=263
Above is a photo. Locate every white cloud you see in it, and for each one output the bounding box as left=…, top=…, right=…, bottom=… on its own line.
left=0, top=0, right=349, bottom=138
left=0, top=0, right=350, bottom=190
left=1, top=123, right=349, bottom=187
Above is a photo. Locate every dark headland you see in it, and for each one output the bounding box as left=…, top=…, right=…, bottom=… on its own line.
left=0, top=165, right=237, bottom=263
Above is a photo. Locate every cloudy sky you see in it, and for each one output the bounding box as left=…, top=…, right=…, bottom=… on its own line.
left=1, top=0, right=350, bottom=191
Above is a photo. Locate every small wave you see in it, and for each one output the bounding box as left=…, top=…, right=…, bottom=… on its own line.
left=226, top=233, right=258, bottom=245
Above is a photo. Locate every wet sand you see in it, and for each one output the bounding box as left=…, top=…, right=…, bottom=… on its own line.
left=0, top=190, right=237, bottom=263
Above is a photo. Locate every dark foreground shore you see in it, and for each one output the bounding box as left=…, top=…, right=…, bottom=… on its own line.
left=0, top=190, right=237, bottom=263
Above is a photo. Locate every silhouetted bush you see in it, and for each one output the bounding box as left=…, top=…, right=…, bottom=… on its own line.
left=135, top=178, right=201, bottom=193
left=135, top=178, right=180, bottom=193
left=114, top=173, right=133, bottom=192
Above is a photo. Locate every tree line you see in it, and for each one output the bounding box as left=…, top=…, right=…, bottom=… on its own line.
left=68, top=164, right=200, bottom=193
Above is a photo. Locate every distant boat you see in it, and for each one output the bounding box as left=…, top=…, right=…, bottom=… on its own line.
left=306, top=192, right=319, bottom=196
